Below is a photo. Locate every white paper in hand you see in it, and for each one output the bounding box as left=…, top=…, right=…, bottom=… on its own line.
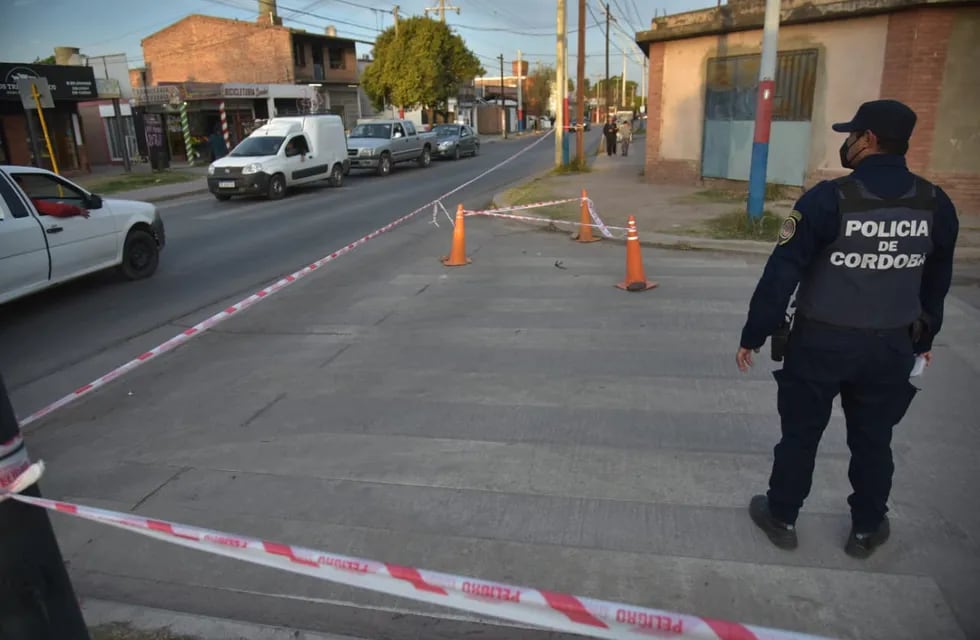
left=910, top=355, right=927, bottom=377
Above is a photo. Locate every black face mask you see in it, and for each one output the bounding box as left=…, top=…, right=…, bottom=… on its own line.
left=839, top=135, right=864, bottom=169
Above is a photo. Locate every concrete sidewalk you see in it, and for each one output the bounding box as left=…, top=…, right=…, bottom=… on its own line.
left=493, top=141, right=980, bottom=262
left=22, top=206, right=980, bottom=639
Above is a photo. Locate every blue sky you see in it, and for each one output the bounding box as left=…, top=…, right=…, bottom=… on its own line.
left=0, top=0, right=718, bottom=85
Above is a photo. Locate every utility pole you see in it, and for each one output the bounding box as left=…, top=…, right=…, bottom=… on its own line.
left=555, top=0, right=567, bottom=166
left=424, top=0, right=459, bottom=22
left=604, top=3, right=610, bottom=120
left=498, top=54, right=507, bottom=139
left=621, top=48, right=627, bottom=111
left=575, top=0, right=586, bottom=165
left=516, top=49, right=523, bottom=133
left=747, top=0, right=781, bottom=220
left=393, top=4, right=399, bottom=34
left=0, top=373, right=91, bottom=640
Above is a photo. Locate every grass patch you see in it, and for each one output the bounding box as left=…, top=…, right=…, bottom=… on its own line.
left=697, top=208, right=783, bottom=241
left=78, top=170, right=200, bottom=195
left=550, top=158, right=592, bottom=174
left=499, top=179, right=578, bottom=222
left=683, top=183, right=790, bottom=205
left=90, top=623, right=196, bottom=640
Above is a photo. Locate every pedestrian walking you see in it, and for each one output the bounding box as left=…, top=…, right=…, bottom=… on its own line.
left=619, top=119, right=632, bottom=156
left=735, top=99, right=959, bottom=558
left=602, top=116, right=618, bottom=156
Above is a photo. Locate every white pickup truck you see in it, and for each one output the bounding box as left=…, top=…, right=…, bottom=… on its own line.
left=0, top=165, right=166, bottom=305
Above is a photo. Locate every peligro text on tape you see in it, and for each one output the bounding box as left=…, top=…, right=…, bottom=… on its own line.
left=18, top=131, right=554, bottom=430
left=1, top=467, right=830, bottom=640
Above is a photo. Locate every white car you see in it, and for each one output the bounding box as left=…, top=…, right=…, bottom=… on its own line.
left=0, top=165, right=166, bottom=305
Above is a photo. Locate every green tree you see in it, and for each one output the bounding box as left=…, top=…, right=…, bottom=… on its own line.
left=595, top=75, right=639, bottom=108
left=33, top=55, right=56, bottom=64
left=362, top=16, right=484, bottom=117
left=525, top=64, right=555, bottom=116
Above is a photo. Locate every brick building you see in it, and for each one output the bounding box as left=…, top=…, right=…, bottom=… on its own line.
left=139, top=0, right=361, bottom=129
left=636, top=0, right=980, bottom=213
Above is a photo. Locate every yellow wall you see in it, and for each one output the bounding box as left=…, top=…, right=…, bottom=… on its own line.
left=658, top=15, right=889, bottom=180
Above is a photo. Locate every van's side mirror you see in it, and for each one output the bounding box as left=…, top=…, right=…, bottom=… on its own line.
left=86, top=194, right=103, bottom=210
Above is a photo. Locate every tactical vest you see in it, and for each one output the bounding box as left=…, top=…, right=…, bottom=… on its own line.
left=795, top=176, right=935, bottom=329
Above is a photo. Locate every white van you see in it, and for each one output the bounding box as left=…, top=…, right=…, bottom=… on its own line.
left=207, top=114, right=350, bottom=201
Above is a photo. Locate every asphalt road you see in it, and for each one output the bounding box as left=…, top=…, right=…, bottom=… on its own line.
left=1, top=130, right=600, bottom=419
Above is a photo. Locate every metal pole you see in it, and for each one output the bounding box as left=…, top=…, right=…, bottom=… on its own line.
left=747, top=0, right=781, bottom=220
left=30, top=84, right=59, bottom=175
left=576, top=0, right=586, bottom=165
left=499, top=54, right=507, bottom=139
left=555, top=0, right=567, bottom=167
left=0, top=373, right=91, bottom=640
left=517, top=49, right=524, bottom=133
left=605, top=3, right=610, bottom=120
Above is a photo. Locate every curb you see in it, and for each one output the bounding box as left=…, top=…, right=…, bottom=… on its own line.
left=82, top=598, right=364, bottom=640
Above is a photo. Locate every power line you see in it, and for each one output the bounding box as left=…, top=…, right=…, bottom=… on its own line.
left=199, top=0, right=383, bottom=34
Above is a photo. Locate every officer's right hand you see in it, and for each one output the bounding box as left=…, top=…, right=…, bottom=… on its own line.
left=736, top=347, right=759, bottom=372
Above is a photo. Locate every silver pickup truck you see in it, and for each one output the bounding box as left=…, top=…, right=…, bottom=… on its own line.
left=346, top=119, right=436, bottom=176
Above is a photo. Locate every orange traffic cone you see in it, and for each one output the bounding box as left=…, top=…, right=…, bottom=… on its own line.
left=441, top=204, right=472, bottom=267
left=616, top=215, right=658, bottom=292
left=575, top=189, right=600, bottom=243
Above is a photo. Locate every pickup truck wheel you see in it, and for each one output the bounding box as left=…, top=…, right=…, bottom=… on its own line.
left=453, top=146, right=461, bottom=161
left=329, top=163, right=343, bottom=187
left=119, top=229, right=159, bottom=281
left=268, top=173, right=286, bottom=200
left=377, top=153, right=391, bottom=176
left=418, top=147, right=432, bottom=168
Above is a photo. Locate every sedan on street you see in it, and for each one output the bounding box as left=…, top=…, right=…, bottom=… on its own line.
left=431, top=124, right=480, bottom=160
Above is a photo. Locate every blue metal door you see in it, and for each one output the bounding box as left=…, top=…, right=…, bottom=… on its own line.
left=701, top=49, right=818, bottom=187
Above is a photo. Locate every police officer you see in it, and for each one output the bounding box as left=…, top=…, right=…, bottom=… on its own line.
left=735, top=99, right=959, bottom=558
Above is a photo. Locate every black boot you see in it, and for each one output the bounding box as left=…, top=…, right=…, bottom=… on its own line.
left=845, top=517, right=890, bottom=559
left=749, top=495, right=798, bottom=550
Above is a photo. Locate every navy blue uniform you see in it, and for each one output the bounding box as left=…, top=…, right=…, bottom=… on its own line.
left=741, top=154, right=959, bottom=530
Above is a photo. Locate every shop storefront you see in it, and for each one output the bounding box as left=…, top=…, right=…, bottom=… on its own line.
left=0, top=62, right=98, bottom=171
left=133, top=82, right=317, bottom=163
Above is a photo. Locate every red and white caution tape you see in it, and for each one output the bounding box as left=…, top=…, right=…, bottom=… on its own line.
left=18, top=131, right=554, bottom=429
left=460, top=199, right=624, bottom=239
left=466, top=207, right=627, bottom=238
left=0, top=465, right=829, bottom=640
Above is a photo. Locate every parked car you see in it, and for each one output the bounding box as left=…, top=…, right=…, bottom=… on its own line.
left=208, top=114, right=349, bottom=201
left=431, top=124, right=480, bottom=160
left=568, top=119, right=591, bottom=132
left=346, top=119, right=436, bottom=176
left=0, top=165, right=165, bottom=304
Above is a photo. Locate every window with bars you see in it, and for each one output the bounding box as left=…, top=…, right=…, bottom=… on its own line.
left=705, top=49, right=818, bottom=122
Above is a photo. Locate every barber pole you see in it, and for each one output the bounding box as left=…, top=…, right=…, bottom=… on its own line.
left=180, top=101, right=197, bottom=166
left=219, top=101, right=231, bottom=150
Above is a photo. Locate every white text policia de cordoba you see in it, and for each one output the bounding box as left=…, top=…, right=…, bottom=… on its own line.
left=832, top=218, right=930, bottom=271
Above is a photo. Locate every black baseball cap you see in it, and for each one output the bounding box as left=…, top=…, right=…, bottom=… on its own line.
left=831, top=99, right=917, bottom=141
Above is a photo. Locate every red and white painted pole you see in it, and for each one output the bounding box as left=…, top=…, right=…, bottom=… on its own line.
left=747, top=0, right=781, bottom=220
left=220, top=101, right=231, bottom=151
